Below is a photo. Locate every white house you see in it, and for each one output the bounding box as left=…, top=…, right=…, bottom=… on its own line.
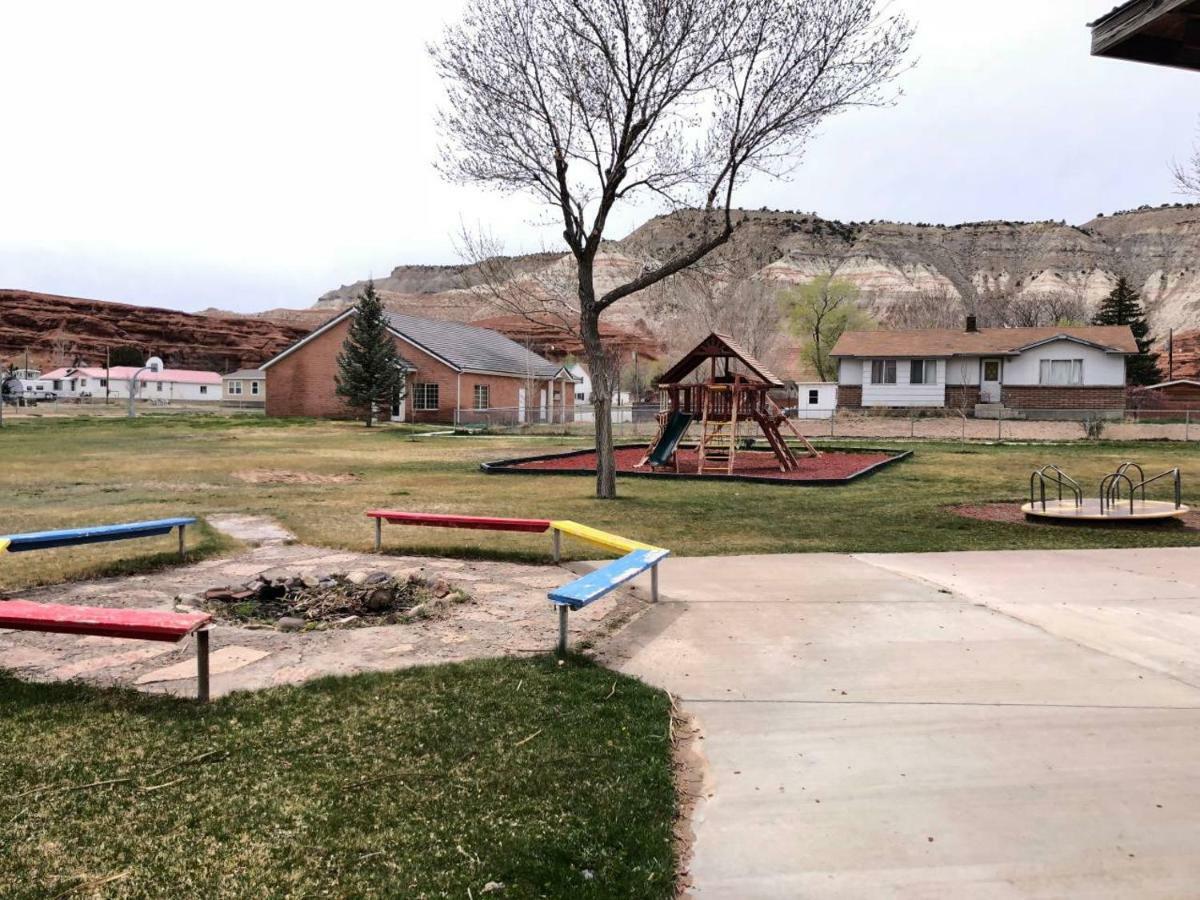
left=566, top=363, right=635, bottom=423
left=831, top=319, right=1137, bottom=418
left=41, top=366, right=223, bottom=403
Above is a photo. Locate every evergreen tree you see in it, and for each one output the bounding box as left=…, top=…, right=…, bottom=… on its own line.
left=335, top=281, right=407, bottom=426
left=1092, top=277, right=1161, bottom=386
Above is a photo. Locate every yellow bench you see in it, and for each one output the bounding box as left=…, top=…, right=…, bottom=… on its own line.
left=549, top=520, right=660, bottom=557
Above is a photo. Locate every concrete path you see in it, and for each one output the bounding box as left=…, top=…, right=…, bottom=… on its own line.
left=601, top=549, right=1200, bottom=899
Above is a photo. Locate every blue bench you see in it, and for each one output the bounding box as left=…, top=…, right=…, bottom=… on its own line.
left=549, top=547, right=670, bottom=655
left=1, top=517, right=197, bottom=560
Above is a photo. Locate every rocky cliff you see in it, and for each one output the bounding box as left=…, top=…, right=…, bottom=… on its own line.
left=0, top=290, right=309, bottom=372
left=316, top=204, right=1200, bottom=337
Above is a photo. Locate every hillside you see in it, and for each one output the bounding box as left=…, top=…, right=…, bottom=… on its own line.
left=0, top=290, right=309, bottom=372
left=316, top=205, right=1200, bottom=335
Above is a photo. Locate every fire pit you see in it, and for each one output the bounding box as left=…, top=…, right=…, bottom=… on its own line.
left=183, top=569, right=471, bottom=631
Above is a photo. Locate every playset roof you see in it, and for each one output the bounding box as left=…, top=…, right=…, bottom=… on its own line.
left=658, top=333, right=784, bottom=388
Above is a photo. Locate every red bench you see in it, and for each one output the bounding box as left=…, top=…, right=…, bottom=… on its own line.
left=0, top=600, right=214, bottom=701
left=365, top=510, right=551, bottom=552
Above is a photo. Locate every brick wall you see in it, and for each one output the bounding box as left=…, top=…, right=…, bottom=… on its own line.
left=944, top=385, right=981, bottom=410
left=1001, top=385, right=1126, bottom=410
left=265, top=317, right=575, bottom=424
left=837, top=385, right=862, bottom=409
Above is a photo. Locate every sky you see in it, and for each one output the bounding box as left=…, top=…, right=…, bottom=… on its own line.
left=2, top=0, right=1199, bottom=314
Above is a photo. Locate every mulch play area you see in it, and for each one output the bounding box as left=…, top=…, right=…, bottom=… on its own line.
left=484, top=445, right=908, bottom=484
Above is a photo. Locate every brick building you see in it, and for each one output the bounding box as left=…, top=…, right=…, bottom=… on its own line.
left=262, top=310, right=576, bottom=425
left=831, top=319, right=1138, bottom=419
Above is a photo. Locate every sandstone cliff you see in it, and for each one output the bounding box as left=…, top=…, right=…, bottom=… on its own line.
left=0, top=290, right=309, bottom=372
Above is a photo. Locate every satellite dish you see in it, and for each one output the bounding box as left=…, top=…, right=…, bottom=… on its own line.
left=145, top=356, right=164, bottom=373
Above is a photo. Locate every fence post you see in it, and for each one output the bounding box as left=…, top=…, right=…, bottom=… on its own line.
left=1188, top=410, right=1191, bottom=442
left=997, top=406, right=1003, bottom=442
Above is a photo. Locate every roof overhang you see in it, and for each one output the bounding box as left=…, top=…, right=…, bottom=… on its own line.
left=1135, top=378, right=1200, bottom=389
left=1009, top=334, right=1133, bottom=355
left=1090, top=0, right=1200, bottom=71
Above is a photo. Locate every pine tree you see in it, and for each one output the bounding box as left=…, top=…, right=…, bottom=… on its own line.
left=1092, top=277, right=1161, bottom=387
left=335, top=281, right=407, bottom=426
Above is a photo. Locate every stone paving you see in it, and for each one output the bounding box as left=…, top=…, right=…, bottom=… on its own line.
left=0, top=517, right=647, bottom=698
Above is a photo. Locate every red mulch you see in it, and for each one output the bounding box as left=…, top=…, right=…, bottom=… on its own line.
left=950, top=503, right=1200, bottom=531
left=507, top=446, right=895, bottom=482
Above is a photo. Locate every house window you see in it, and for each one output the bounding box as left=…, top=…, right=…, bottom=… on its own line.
left=52, top=380, right=61, bottom=390
left=808, top=389, right=820, bottom=405
left=870, top=360, right=897, bottom=385
left=1039, top=359, right=1083, bottom=386
left=413, top=383, right=439, bottom=410
left=250, top=381, right=260, bottom=396
left=229, top=381, right=242, bottom=395
left=79, top=378, right=87, bottom=387
left=99, top=379, right=107, bottom=387
left=982, top=360, right=1002, bottom=382
left=156, top=382, right=163, bottom=392
left=910, top=360, right=936, bottom=385
left=199, top=385, right=207, bottom=395
left=473, top=384, right=490, bottom=410
left=576, top=391, right=586, bottom=402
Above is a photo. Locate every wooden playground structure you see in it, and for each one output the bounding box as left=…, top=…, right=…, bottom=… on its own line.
left=640, top=333, right=820, bottom=475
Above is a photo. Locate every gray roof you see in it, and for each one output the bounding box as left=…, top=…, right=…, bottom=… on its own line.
left=223, top=369, right=265, bottom=380
left=385, top=313, right=563, bottom=378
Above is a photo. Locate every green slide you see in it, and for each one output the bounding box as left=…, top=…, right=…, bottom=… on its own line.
left=647, top=411, right=694, bottom=467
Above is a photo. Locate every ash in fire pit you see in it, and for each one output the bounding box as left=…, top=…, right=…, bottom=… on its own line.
left=184, top=569, right=470, bottom=630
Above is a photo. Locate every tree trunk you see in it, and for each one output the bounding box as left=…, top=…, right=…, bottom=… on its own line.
left=580, top=289, right=617, bottom=499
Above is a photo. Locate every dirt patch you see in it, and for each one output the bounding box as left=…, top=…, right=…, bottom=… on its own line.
left=670, top=700, right=710, bottom=899
left=194, top=569, right=470, bottom=629
left=949, top=502, right=1200, bottom=532
left=501, top=446, right=900, bottom=483
left=233, top=469, right=359, bottom=485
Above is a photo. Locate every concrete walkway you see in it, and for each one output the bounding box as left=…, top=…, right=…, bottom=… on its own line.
left=601, top=549, right=1200, bottom=899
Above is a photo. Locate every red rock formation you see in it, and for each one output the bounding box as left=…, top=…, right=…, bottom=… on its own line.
left=0, top=290, right=309, bottom=373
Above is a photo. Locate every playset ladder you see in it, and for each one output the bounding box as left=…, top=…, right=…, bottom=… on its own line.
left=698, top=382, right=740, bottom=474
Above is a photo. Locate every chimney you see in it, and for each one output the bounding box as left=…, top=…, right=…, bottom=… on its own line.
left=965, top=315, right=978, bottom=333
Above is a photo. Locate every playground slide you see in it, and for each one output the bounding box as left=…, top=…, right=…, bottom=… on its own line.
left=646, top=411, right=694, bottom=467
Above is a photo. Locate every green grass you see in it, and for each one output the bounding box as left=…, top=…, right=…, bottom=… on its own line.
left=1, top=415, right=1199, bottom=591
left=0, top=657, right=676, bottom=898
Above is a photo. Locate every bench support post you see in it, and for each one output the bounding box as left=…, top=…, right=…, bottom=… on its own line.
left=556, top=605, right=569, bottom=657
left=651, top=563, right=659, bottom=603
left=196, top=627, right=210, bottom=702
left=552, top=528, right=561, bottom=564
left=374, top=518, right=382, bottom=553
left=178, top=524, right=186, bottom=560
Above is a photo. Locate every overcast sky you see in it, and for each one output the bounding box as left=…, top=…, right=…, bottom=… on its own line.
left=2, top=0, right=1198, bottom=314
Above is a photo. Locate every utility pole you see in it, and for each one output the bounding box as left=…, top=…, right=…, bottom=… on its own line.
left=1169, top=329, right=1175, bottom=381
left=105, top=346, right=111, bottom=405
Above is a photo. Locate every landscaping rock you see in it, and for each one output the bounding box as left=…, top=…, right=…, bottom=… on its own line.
left=277, top=617, right=306, bottom=632
left=346, top=571, right=370, bottom=586
left=432, top=578, right=452, bottom=599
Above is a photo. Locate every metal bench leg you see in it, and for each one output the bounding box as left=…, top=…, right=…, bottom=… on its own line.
left=374, top=518, right=382, bottom=553
left=552, top=528, right=561, bottom=564
left=178, top=524, right=186, bottom=560
left=556, top=605, right=569, bottom=657
left=651, top=563, right=659, bottom=603
left=196, top=627, right=210, bottom=702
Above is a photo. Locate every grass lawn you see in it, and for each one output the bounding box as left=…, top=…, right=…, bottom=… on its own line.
left=0, top=657, right=675, bottom=898
left=1, top=415, right=1199, bottom=591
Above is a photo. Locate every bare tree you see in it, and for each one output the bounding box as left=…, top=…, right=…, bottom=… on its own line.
left=882, top=286, right=965, bottom=330
left=432, top=0, right=913, bottom=498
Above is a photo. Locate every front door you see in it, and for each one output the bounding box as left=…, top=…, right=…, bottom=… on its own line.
left=980, top=359, right=1002, bottom=403
left=390, top=388, right=405, bottom=422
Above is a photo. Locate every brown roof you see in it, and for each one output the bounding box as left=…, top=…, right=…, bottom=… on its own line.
left=830, top=326, right=1138, bottom=359
left=659, top=333, right=785, bottom=387
left=469, top=314, right=662, bottom=360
